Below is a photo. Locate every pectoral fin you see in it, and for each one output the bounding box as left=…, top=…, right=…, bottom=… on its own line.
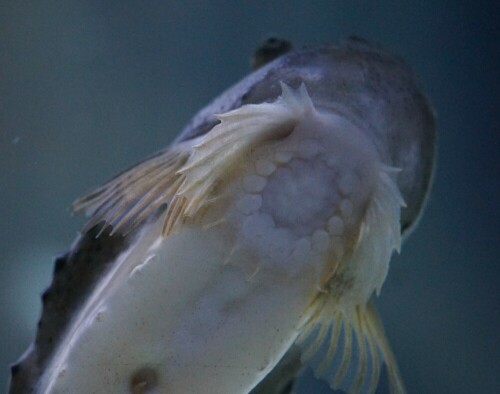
left=296, top=302, right=406, bottom=394
left=73, top=83, right=315, bottom=237
left=162, top=82, right=314, bottom=234
left=72, top=142, right=192, bottom=236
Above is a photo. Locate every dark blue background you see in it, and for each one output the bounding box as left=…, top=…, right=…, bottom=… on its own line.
left=1, top=1, right=498, bottom=392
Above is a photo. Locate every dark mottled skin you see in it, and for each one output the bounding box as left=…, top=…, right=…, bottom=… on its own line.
left=252, top=37, right=293, bottom=70
left=9, top=225, right=136, bottom=394
left=9, top=37, right=436, bottom=394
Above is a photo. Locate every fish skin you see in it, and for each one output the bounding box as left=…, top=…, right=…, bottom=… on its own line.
left=179, top=36, right=435, bottom=234
left=8, top=37, right=436, bottom=394
left=8, top=224, right=139, bottom=394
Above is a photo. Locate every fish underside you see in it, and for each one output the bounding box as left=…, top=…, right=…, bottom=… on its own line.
left=9, top=37, right=435, bottom=394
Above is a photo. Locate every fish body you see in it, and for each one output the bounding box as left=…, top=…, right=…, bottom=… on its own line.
left=9, top=38, right=435, bottom=394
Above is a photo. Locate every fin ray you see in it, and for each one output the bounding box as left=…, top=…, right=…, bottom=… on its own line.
left=161, top=83, right=315, bottom=233
left=332, top=320, right=352, bottom=387
left=72, top=142, right=191, bottom=235
left=296, top=303, right=406, bottom=394
left=295, top=157, right=406, bottom=393
left=73, top=83, right=315, bottom=235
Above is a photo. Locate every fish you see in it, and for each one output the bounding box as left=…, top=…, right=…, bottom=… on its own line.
left=9, top=36, right=436, bottom=394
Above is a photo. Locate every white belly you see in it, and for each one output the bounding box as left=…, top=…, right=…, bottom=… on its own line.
left=39, top=112, right=374, bottom=394
left=39, top=228, right=315, bottom=394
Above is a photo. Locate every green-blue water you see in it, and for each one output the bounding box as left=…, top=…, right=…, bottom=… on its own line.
left=1, top=1, right=498, bottom=393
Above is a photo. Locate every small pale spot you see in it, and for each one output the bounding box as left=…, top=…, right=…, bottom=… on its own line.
left=255, top=159, right=277, bottom=176
left=274, top=150, right=292, bottom=164
left=312, top=229, right=330, bottom=252
left=340, top=199, right=354, bottom=218
left=243, top=175, right=267, bottom=193
left=328, top=216, right=344, bottom=236
left=236, top=194, right=262, bottom=215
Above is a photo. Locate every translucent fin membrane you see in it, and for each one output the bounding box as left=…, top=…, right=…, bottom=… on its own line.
left=72, top=143, right=191, bottom=236
left=296, top=303, right=406, bottom=394
left=73, top=83, right=314, bottom=237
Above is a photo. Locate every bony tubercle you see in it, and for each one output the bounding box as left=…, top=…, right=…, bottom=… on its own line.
left=10, top=37, right=435, bottom=394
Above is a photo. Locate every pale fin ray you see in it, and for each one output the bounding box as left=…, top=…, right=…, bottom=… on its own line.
left=365, top=314, right=381, bottom=394
left=128, top=175, right=186, bottom=231
left=317, top=313, right=343, bottom=375
left=72, top=142, right=191, bottom=235
left=108, top=174, right=180, bottom=234
left=296, top=303, right=406, bottom=394
left=364, top=304, right=406, bottom=394
left=161, top=83, right=315, bottom=234
left=74, top=151, right=178, bottom=214
left=332, top=318, right=352, bottom=387
left=301, top=320, right=329, bottom=362
left=350, top=309, right=368, bottom=394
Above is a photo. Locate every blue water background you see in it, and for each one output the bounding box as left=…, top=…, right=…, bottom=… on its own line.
left=1, top=1, right=498, bottom=392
